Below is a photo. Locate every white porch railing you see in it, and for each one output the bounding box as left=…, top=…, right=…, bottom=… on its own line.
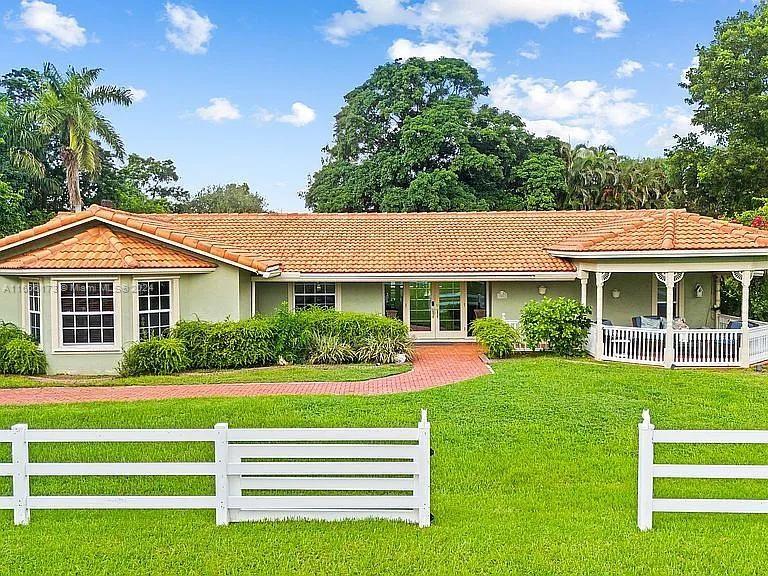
left=717, top=314, right=768, bottom=329
left=601, top=325, right=666, bottom=366
left=749, top=325, right=768, bottom=365
left=673, top=329, right=741, bottom=367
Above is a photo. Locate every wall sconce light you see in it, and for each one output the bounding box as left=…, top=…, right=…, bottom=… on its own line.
left=611, top=289, right=621, bottom=299
left=538, top=285, right=547, bottom=295
left=497, top=290, right=508, bottom=300
left=695, top=284, right=703, bottom=298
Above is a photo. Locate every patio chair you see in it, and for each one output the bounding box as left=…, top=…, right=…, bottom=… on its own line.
left=726, top=320, right=760, bottom=329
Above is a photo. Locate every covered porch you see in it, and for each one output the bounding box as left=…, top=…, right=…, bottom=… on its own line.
left=581, top=267, right=768, bottom=368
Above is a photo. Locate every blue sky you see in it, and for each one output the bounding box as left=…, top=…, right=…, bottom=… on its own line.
left=0, top=0, right=756, bottom=211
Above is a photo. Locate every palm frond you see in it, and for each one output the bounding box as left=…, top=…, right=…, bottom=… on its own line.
left=9, top=148, right=45, bottom=179
left=87, top=85, right=133, bottom=107
left=92, top=112, right=125, bottom=157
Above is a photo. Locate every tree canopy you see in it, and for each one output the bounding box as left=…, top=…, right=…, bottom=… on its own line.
left=182, top=183, right=267, bottom=213
left=666, top=1, right=768, bottom=216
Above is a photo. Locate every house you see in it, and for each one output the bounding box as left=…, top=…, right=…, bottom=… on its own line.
left=0, top=205, right=767, bottom=374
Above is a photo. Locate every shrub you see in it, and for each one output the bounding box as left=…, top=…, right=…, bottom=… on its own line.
left=172, top=317, right=276, bottom=369
left=471, top=317, right=522, bottom=359
left=0, top=321, right=31, bottom=347
left=170, top=307, right=411, bottom=369
left=119, top=338, right=190, bottom=376
left=2, top=338, right=47, bottom=375
left=519, top=297, right=592, bottom=356
left=308, top=332, right=355, bottom=364
left=357, top=330, right=414, bottom=364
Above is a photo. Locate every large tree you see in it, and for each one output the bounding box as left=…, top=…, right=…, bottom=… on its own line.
left=305, top=58, right=552, bottom=212
left=10, top=63, right=132, bottom=211
left=182, top=183, right=266, bottom=213
left=667, top=1, right=768, bottom=216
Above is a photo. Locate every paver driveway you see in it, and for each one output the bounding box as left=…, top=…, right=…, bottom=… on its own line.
left=0, top=343, right=489, bottom=405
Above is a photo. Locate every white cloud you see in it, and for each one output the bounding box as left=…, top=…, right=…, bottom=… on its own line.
left=615, top=59, right=643, bottom=78
left=518, top=41, right=540, bottom=60
left=127, top=87, right=147, bottom=103
left=277, top=102, right=316, bottom=127
left=195, top=97, right=240, bottom=122
left=325, top=0, right=627, bottom=69
left=255, top=102, right=317, bottom=127
left=17, top=0, right=87, bottom=49
left=387, top=38, right=492, bottom=70
left=165, top=3, right=215, bottom=54
left=489, top=75, right=651, bottom=145
left=646, top=105, right=716, bottom=150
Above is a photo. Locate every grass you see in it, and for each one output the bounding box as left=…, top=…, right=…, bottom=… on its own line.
left=0, top=363, right=411, bottom=389
left=2, top=357, right=768, bottom=574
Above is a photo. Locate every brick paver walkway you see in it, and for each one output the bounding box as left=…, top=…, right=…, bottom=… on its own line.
left=0, top=343, right=489, bottom=406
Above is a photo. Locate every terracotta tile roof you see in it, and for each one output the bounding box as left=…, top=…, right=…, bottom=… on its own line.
left=0, top=225, right=216, bottom=270
left=2, top=206, right=768, bottom=274
left=548, top=209, right=768, bottom=252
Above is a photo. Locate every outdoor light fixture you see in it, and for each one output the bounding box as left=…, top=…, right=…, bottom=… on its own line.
left=612, top=289, right=621, bottom=299
left=695, top=284, right=704, bottom=298
left=538, top=285, right=547, bottom=295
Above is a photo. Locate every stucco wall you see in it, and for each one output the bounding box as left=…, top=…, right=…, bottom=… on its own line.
left=179, top=265, right=242, bottom=322
left=253, top=282, right=289, bottom=315
left=0, top=276, right=22, bottom=326
left=340, top=283, right=382, bottom=314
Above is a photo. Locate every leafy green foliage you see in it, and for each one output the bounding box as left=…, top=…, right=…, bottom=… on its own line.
left=471, top=316, right=522, bottom=359
left=171, top=307, right=411, bottom=369
left=666, top=2, right=768, bottom=216
left=118, top=338, right=190, bottom=377
left=0, top=322, right=46, bottom=375
left=305, top=57, right=554, bottom=212
left=519, top=297, right=592, bottom=356
left=308, top=332, right=355, bottom=364
left=182, top=183, right=266, bottom=213
left=1, top=338, right=47, bottom=375
left=171, top=317, right=277, bottom=370
left=357, top=330, right=414, bottom=364
left=120, top=154, right=188, bottom=204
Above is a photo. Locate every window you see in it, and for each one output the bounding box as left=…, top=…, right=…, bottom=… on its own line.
left=384, top=282, right=404, bottom=320
left=59, top=281, right=115, bottom=346
left=466, top=281, right=488, bottom=335
left=656, top=280, right=680, bottom=318
left=27, top=281, right=41, bottom=344
left=294, top=282, right=336, bottom=310
left=138, top=280, right=172, bottom=340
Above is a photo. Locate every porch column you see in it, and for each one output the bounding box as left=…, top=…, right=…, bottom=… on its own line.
left=595, top=272, right=610, bottom=361
left=579, top=271, right=589, bottom=306
left=656, top=272, right=683, bottom=368
left=734, top=271, right=753, bottom=367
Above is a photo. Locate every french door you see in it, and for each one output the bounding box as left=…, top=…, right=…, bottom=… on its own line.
left=407, top=282, right=465, bottom=339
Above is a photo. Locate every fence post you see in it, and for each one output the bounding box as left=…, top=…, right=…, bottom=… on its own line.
left=417, top=409, right=431, bottom=528
left=637, top=410, right=654, bottom=531
left=11, top=424, right=29, bottom=526
left=214, top=423, right=229, bottom=526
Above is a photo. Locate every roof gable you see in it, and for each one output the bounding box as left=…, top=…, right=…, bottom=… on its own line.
left=548, top=210, right=768, bottom=253
left=0, top=225, right=217, bottom=270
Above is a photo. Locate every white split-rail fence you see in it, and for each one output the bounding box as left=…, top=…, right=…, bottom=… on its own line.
left=638, top=409, right=768, bottom=530
left=0, top=411, right=431, bottom=527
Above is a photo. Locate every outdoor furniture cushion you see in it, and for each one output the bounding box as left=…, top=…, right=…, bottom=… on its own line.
left=726, top=320, right=760, bottom=329
left=639, top=316, right=665, bottom=329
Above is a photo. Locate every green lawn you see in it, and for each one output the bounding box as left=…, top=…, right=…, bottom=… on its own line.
left=3, top=357, right=768, bottom=575
left=0, top=363, right=411, bottom=389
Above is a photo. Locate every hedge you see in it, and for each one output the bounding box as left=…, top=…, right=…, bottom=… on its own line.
left=0, top=321, right=47, bottom=375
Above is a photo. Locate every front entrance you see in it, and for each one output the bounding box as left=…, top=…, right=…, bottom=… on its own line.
left=385, top=281, right=488, bottom=340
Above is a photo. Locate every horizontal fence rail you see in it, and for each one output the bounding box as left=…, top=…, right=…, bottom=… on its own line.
left=637, top=410, right=768, bottom=530
left=0, top=412, right=431, bottom=527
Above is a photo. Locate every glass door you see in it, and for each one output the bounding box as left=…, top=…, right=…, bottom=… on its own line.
left=436, top=282, right=464, bottom=338
left=408, top=282, right=434, bottom=339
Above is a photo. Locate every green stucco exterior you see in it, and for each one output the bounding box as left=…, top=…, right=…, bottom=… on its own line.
left=0, top=269, right=733, bottom=375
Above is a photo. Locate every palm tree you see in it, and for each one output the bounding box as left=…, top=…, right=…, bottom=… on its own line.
left=11, top=64, right=131, bottom=211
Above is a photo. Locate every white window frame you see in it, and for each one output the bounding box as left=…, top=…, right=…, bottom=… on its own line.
left=290, top=282, right=338, bottom=311
left=652, top=276, right=685, bottom=318
left=50, top=277, right=122, bottom=353
left=131, top=277, right=180, bottom=343
left=21, top=278, right=42, bottom=345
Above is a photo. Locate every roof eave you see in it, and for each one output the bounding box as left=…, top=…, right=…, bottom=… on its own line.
left=549, top=248, right=768, bottom=259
